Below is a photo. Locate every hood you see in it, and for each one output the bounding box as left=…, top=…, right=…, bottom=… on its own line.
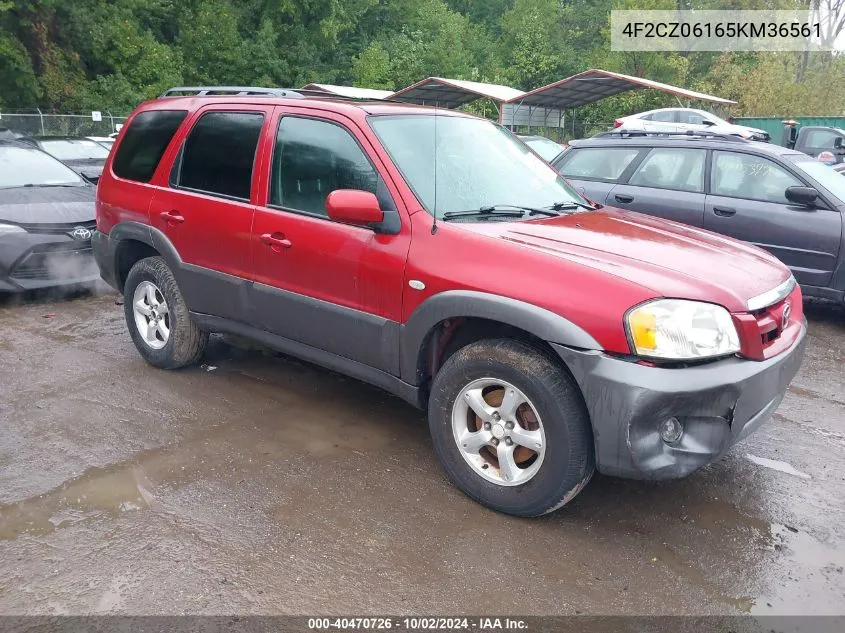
left=0, top=185, right=95, bottom=225
left=457, top=208, right=790, bottom=312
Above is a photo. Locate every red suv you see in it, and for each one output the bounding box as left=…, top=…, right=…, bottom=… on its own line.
left=93, top=86, right=807, bottom=517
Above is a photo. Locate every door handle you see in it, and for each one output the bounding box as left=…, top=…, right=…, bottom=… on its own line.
left=159, top=210, right=185, bottom=225
left=260, top=232, right=292, bottom=251
left=713, top=206, right=736, bottom=217
left=614, top=194, right=634, bottom=203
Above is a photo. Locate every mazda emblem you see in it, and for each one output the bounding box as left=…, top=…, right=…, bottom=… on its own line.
left=70, top=227, right=92, bottom=240
left=782, top=300, right=791, bottom=329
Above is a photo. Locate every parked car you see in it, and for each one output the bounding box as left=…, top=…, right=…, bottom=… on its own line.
left=517, top=134, right=566, bottom=162
left=0, top=140, right=98, bottom=292
left=86, top=135, right=116, bottom=151
left=783, top=126, right=845, bottom=163
left=553, top=131, right=845, bottom=303
left=93, top=87, right=805, bottom=517
left=614, top=108, right=770, bottom=142
left=18, top=136, right=110, bottom=183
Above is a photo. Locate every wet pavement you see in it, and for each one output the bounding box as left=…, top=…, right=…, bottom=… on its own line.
left=0, top=289, right=843, bottom=616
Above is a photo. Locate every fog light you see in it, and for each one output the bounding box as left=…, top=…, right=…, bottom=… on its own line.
left=659, top=417, right=683, bottom=444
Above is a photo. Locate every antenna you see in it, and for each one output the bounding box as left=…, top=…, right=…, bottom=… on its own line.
left=431, top=101, right=439, bottom=235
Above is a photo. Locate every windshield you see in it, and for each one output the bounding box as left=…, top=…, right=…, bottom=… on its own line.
left=523, top=137, right=564, bottom=162
left=39, top=139, right=110, bottom=160
left=0, top=145, right=84, bottom=188
left=369, top=115, right=588, bottom=218
left=792, top=157, right=845, bottom=201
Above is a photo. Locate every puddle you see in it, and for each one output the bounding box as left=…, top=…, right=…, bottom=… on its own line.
left=745, top=453, right=811, bottom=479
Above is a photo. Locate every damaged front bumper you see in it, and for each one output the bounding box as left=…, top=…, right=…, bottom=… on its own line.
left=553, top=320, right=807, bottom=480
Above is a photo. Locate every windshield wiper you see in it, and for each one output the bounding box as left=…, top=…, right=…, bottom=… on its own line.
left=441, top=207, right=526, bottom=220
left=441, top=204, right=568, bottom=221
left=483, top=204, right=562, bottom=217
left=551, top=200, right=596, bottom=211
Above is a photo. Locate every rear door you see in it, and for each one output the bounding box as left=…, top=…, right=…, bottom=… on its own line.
left=148, top=104, right=270, bottom=322
left=703, top=149, right=841, bottom=287
left=605, top=147, right=708, bottom=226
left=553, top=146, right=644, bottom=205
left=642, top=110, right=680, bottom=133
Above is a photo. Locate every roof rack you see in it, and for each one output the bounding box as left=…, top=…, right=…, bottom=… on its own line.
left=159, top=86, right=305, bottom=98
left=592, top=130, right=749, bottom=142
left=159, top=86, right=395, bottom=103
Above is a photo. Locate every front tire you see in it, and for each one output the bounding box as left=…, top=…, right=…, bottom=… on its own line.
left=428, top=339, right=595, bottom=517
left=123, top=256, right=208, bottom=369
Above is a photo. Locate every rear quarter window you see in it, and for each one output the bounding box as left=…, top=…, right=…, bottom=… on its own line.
left=112, top=110, right=188, bottom=183
left=556, top=147, right=641, bottom=181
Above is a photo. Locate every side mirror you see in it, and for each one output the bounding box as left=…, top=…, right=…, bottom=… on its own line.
left=834, top=137, right=843, bottom=149
left=701, top=120, right=716, bottom=127
left=785, top=186, right=820, bottom=207
left=325, top=190, right=384, bottom=227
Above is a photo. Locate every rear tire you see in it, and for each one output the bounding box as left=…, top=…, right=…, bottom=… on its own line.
left=428, top=339, right=594, bottom=517
left=123, top=256, right=208, bottom=369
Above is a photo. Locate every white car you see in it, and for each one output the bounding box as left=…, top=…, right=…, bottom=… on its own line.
left=613, top=108, right=770, bottom=142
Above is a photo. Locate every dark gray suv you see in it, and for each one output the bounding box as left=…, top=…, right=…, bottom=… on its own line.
left=553, top=133, right=845, bottom=302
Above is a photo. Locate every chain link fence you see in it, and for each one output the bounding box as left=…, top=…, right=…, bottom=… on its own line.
left=0, top=109, right=128, bottom=137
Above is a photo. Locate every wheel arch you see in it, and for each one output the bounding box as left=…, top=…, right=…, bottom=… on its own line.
left=109, top=222, right=183, bottom=292
left=400, top=291, right=602, bottom=390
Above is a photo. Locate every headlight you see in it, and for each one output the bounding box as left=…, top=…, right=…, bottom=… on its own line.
left=0, top=223, right=25, bottom=234
left=626, top=299, right=740, bottom=360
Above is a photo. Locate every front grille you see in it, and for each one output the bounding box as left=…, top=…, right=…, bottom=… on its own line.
left=737, top=285, right=802, bottom=360
left=11, top=246, right=96, bottom=281
left=16, top=220, right=96, bottom=235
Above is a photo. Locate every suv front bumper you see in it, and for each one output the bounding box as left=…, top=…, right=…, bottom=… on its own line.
left=552, top=320, right=807, bottom=480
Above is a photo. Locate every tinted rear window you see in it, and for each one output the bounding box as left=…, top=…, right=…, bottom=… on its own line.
left=113, top=110, right=187, bottom=182
left=175, top=111, right=264, bottom=200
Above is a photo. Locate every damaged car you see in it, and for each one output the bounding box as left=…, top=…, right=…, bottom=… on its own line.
left=0, top=140, right=98, bottom=292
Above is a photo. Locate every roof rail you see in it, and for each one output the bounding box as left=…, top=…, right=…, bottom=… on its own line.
left=593, top=130, right=749, bottom=142
left=159, top=86, right=305, bottom=98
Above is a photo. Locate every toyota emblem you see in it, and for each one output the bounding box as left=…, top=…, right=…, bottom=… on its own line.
left=70, top=227, right=92, bottom=240
left=782, top=300, right=791, bottom=329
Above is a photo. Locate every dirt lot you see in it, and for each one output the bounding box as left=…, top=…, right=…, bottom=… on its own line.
left=0, top=289, right=843, bottom=616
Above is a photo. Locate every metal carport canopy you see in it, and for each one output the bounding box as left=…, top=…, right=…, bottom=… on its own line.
left=301, top=83, right=393, bottom=100
left=389, top=77, right=525, bottom=108
left=506, top=69, right=736, bottom=109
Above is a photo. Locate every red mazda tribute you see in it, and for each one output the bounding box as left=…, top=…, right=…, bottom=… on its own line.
left=93, top=86, right=806, bottom=517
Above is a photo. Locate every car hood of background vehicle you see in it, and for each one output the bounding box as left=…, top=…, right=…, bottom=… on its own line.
left=459, top=208, right=790, bottom=312
left=0, top=185, right=95, bottom=225
left=62, top=158, right=105, bottom=179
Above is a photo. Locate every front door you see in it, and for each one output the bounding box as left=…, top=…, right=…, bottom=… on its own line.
left=248, top=109, right=410, bottom=374
left=148, top=105, right=270, bottom=321
left=703, top=149, right=841, bottom=287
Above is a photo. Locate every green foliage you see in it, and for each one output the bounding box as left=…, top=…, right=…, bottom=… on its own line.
left=0, top=0, right=843, bottom=123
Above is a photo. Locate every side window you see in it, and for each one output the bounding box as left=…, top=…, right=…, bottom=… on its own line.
left=113, top=110, right=187, bottom=183
left=556, top=147, right=641, bottom=181
left=628, top=148, right=706, bottom=193
left=650, top=111, right=677, bottom=123
left=678, top=111, right=707, bottom=125
left=175, top=111, right=264, bottom=200
left=270, top=116, right=379, bottom=217
left=711, top=151, right=802, bottom=203
left=805, top=129, right=841, bottom=148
